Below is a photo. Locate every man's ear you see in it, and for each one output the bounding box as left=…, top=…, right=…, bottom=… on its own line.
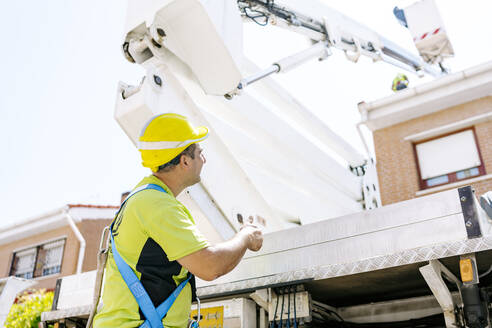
left=179, top=154, right=190, bottom=167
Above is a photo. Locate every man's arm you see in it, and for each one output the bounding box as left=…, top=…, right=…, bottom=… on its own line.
left=177, top=225, right=263, bottom=281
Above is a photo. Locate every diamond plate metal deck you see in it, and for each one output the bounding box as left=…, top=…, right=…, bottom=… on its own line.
left=198, top=235, right=492, bottom=297
left=197, top=188, right=492, bottom=297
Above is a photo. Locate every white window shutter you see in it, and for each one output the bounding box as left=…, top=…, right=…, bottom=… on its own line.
left=416, top=130, right=481, bottom=179
left=14, top=248, right=36, bottom=275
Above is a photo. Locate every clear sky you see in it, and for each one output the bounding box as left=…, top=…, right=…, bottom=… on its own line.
left=1, top=0, right=491, bottom=227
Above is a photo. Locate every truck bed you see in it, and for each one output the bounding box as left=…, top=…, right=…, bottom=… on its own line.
left=197, top=186, right=492, bottom=307
left=42, top=187, right=492, bottom=322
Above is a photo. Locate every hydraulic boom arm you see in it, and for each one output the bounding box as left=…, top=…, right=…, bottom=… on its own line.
left=230, top=0, right=442, bottom=95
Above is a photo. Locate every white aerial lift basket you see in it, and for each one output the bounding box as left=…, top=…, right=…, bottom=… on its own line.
left=404, top=0, right=454, bottom=64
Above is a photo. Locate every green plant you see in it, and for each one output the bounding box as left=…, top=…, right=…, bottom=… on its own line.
left=4, top=289, right=54, bottom=328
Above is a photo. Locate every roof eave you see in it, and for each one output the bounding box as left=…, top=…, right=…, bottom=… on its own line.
left=0, top=205, right=117, bottom=246
left=359, top=61, right=492, bottom=131
left=0, top=210, right=69, bottom=246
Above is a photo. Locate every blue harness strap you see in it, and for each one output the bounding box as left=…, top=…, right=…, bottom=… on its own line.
left=110, top=183, right=194, bottom=328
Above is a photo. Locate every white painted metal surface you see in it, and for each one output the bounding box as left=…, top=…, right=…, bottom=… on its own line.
left=361, top=159, right=382, bottom=210
left=115, top=53, right=365, bottom=230
left=179, top=185, right=235, bottom=242
left=190, top=298, right=256, bottom=328
left=273, top=41, right=330, bottom=73
left=41, top=305, right=93, bottom=322
left=240, top=59, right=366, bottom=168
left=196, top=188, right=492, bottom=296
left=56, top=270, right=96, bottom=310
left=116, top=0, right=457, bottom=232
left=337, top=292, right=462, bottom=323
left=42, top=188, right=492, bottom=323
left=115, top=62, right=287, bottom=233
left=124, top=0, right=243, bottom=95
left=237, top=0, right=441, bottom=77
left=419, top=260, right=463, bottom=328
left=41, top=270, right=102, bottom=322
left=0, top=277, right=37, bottom=325
left=404, top=0, right=454, bottom=64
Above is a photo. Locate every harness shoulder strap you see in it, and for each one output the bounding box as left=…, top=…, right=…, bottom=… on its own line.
left=110, top=231, right=162, bottom=328
left=111, top=183, right=195, bottom=328
left=110, top=183, right=167, bottom=328
left=118, top=183, right=167, bottom=213
left=139, top=275, right=194, bottom=328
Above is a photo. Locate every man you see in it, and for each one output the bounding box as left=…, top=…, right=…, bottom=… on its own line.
left=391, top=73, right=409, bottom=92
left=94, top=113, right=263, bottom=328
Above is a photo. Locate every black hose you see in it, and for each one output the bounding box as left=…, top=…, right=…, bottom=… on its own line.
left=293, top=286, right=297, bottom=328
left=245, top=0, right=324, bottom=33
left=479, top=264, right=492, bottom=278
left=280, top=289, right=285, bottom=328
left=270, top=289, right=280, bottom=328
left=237, top=0, right=269, bottom=26
left=287, top=287, right=290, bottom=328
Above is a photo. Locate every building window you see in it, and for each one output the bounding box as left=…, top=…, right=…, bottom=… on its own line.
left=41, top=240, right=65, bottom=276
left=10, top=248, right=36, bottom=279
left=10, top=239, right=65, bottom=279
left=414, top=129, right=485, bottom=189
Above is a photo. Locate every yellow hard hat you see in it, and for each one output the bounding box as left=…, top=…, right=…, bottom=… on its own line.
left=138, top=113, right=209, bottom=172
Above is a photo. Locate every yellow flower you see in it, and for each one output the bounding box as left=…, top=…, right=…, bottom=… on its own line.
left=4, top=289, right=54, bottom=328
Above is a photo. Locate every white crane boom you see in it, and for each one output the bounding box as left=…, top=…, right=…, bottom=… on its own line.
left=228, top=0, right=443, bottom=96
left=115, top=0, right=448, bottom=234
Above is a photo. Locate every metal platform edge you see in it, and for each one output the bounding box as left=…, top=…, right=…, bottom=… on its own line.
left=41, top=304, right=92, bottom=321
left=197, top=234, right=492, bottom=297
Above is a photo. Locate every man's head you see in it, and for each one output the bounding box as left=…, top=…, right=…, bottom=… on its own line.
left=137, top=113, right=208, bottom=183
left=155, top=142, right=206, bottom=185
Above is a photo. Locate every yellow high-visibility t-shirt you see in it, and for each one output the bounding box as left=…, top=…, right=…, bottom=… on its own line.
left=93, top=175, right=209, bottom=328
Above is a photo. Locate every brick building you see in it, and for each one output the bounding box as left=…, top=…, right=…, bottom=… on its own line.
left=0, top=205, right=117, bottom=290
left=359, top=61, right=492, bottom=205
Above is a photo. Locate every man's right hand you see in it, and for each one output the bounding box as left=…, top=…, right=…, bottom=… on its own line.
left=178, top=224, right=263, bottom=281
left=240, top=225, right=263, bottom=251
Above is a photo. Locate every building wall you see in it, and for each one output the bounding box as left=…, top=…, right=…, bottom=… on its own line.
left=374, top=96, right=492, bottom=205
left=0, top=226, right=79, bottom=290
left=0, top=219, right=112, bottom=290
left=78, top=219, right=112, bottom=272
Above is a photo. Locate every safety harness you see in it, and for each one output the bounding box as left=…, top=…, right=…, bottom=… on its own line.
left=110, top=183, right=199, bottom=328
